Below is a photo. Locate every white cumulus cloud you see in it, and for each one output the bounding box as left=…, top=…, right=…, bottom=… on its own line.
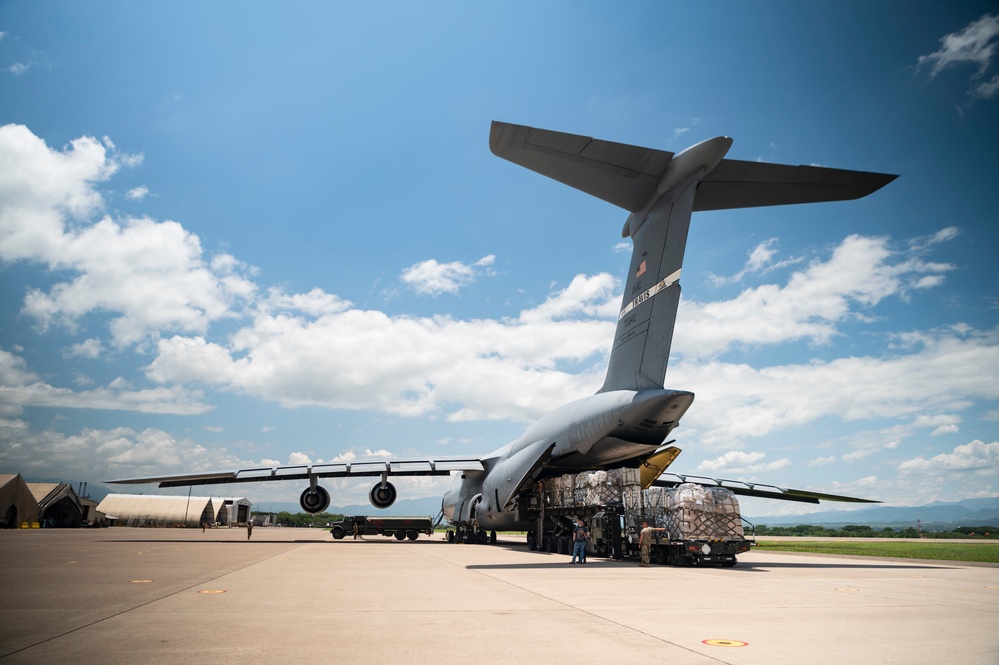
left=400, top=254, right=495, bottom=295
left=917, top=13, right=999, bottom=101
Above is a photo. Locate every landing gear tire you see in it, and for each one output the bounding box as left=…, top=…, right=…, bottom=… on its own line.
left=527, top=532, right=537, bottom=551
left=490, top=530, right=497, bottom=544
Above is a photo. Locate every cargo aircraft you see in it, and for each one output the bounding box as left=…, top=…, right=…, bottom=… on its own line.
left=111, top=121, right=894, bottom=538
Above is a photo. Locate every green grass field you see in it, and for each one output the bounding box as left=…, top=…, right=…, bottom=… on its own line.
left=754, top=540, right=999, bottom=563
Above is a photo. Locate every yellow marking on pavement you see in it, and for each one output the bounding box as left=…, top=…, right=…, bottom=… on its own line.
left=198, top=589, right=226, bottom=594
left=702, top=639, right=748, bottom=647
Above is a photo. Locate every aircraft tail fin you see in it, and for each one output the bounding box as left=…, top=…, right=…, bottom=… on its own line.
left=490, top=121, right=896, bottom=392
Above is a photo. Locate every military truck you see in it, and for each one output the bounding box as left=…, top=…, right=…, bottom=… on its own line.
left=525, top=470, right=754, bottom=566
left=329, top=515, right=434, bottom=541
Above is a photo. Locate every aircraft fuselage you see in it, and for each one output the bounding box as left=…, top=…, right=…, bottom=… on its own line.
left=441, top=387, right=694, bottom=530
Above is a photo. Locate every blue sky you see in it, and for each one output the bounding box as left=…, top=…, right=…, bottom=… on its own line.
left=1, top=1, right=996, bottom=515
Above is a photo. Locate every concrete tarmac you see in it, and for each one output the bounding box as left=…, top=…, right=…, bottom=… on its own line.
left=1, top=527, right=997, bottom=664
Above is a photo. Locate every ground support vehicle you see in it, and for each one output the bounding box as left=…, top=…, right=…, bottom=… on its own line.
left=521, top=469, right=754, bottom=566
left=330, top=515, right=433, bottom=540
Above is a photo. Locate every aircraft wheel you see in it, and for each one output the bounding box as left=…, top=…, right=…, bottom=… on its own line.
left=490, top=530, right=497, bottom=544
left=527, top=532, right=537, bottom=551
left=542, top=536, right=552, bottom=552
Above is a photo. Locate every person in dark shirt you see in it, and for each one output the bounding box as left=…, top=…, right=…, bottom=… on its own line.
left=570, top=517, right=589, bottom=564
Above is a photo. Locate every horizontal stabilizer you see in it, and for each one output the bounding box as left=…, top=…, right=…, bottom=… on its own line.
left=651, top=473, right=880, bottom=505
left=490, top=121, right=897, bottom=213
left=694, top=158, right=898, bottom=211
left=490, top=121, right=672, bottom=212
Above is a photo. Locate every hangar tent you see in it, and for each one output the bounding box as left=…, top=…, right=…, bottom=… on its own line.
left=28, top=482, right=83, bottom=528
left=96, top=494, right=251, bottom=527
left=1, top=474, right=38, bottom=528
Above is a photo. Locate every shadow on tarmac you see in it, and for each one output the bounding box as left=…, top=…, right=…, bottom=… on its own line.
left=97, top=537, right=960, bottom=569
left=466, top=560, right=954, bottom=570
left=104, top=539, right=331, bottom=544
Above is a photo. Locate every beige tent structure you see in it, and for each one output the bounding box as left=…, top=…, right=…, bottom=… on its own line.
left=1, top=474, right=39, bottom=528
left=27, top=482, right=83, bottom=528
left=96, top=494, right=250, bottom=527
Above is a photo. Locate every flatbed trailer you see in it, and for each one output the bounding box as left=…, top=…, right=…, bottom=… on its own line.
left=330, top=515, right=433, bottom=541
left=522, top=471, right=754, bottom=566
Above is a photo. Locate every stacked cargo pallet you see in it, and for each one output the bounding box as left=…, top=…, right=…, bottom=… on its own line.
left=662, top=483, right=745, bottom=540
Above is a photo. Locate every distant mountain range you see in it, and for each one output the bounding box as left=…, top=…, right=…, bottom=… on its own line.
left=745, top=496, right=999, bottom=529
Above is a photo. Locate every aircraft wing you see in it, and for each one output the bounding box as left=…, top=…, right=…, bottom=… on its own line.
left=107, top=456, right=486, bottom=488
left=651, top=473, right=880, bottom=505
left=489, top=120, right=897, bottom=214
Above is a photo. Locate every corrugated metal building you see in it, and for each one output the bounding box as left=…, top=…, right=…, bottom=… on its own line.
left=96, top=494, right=252, bottom=527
